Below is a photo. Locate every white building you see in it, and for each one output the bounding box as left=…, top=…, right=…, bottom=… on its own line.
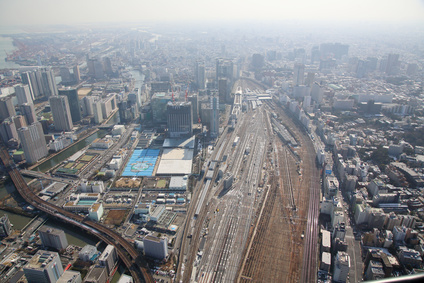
left=169, top=176, right=188, bottom=191
left=78, top=180, right=105, bottom=193
left=88, top=203, right=104, bottom=222
left=143, top=235, right=168, bottom=260
left=79, top=245, right=98, bottom=262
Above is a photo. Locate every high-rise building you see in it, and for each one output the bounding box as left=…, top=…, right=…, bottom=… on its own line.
left=60, top=67, right=73, bottom=85
left=12, top=115, right=27, bottom=130
left=88, top=58, right=105, bottom=80
left=92, top=100, right=104, bottom=124
left=15, top=84, right=33, bottom=105
left=98, top=245, right=118, bottom=275
left=143, top=235, right=168, bottom=260
left=151, top=92, right=172, bottom=124
left=0, top=119, right=19, bottom=145
left=81, top=96, right=94, bottom=117
left=333, top=251, right=350, bottom=282
left=251, top=53, right=264, bottom=69
left=118, top=101, right=131, bottom=124
left=20, top=103, right=37, bottom=125
left=210, top=96, right=219, bottom=138
left=386, top=53, right=400, bottom=75
left=293, top=64, right=305, bottom=86
left=103, top=57, right=113, bottom=76
left=0, top=96, right=16, bottom=121
left=38, top=226, right=69, bottom=251
left=167, top=101, right=192, bottom=138
left=58, top=88, right=81, bottom=122
left=187, top=94, right=199, bottom=123
left=195, top=61, right=206, bottom=90
left=0, top=214, right=12, bottom=237
left=20, top=68, right=57, bottom=99
left=49, top=96, right=73, bottom=131
left=23, top=250, right=64, bottom=283
left=73, top=65, right=81, bottom=83
left=216, top=58, right=234, bottom=83
left=18, top=122, right=48, bottom=164
left=218, top=78, right=228, bottom=104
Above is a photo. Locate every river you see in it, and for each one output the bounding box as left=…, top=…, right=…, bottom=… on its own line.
left=32, top=129, right=108, bottom=172
left=0, top=26, right=25, bottom=69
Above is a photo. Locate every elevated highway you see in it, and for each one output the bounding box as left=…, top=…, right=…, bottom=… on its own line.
left=0, top=147, right=153, bottom=283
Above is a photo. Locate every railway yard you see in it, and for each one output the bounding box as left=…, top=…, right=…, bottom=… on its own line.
left=177, top=79, right=320, bottom=283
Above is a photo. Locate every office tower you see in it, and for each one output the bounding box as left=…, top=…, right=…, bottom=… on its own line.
left=210, top=96, right=219, bottom=138
left=18, top=122, right=48, bottom=164
left=151, top=93, right=172, bottom=124
left=305, top=72, right=315, bottom=87
left=49, top=96, right=73, bottom=131
left=218, top=78, right=228, bottom=104
left=98, top=245, right=118, bottom=275
left=311, top=46, right=320, bottom=64
left=386, top=53, right=400, bottom=75
left=0, top=214, right=12, bottom=237
left=167, top=101, right=192, bottom=138
left=92, top=100, right=104, bottom=124
left=251, top=53, right=264, bottom=69
left=103, top=57, right=113, bottom=76
left=187, top=94, right=198, bottom=123
left=216, top=58, right=234, bottom=83
left=128, top=91, right=142, bottom=108
left=38, top=226, right=68, bottom=250
left=60, top=67, right=73, bottom=85
left=356, top=60, right=367, bottom=78
left=20, top=103, right=37, bottom=125
left=143, top=235, right=168, bottom=260
left=118, top=101, right=131, bottom=123
left=88, top=58, right=104, bottom=80
left=24, top=250, right=64, bottom=283
left=0, top=119, right=19, bottom=145
left=73, top=65, right=80, bottom=83
left=58, top=88, right=81, bottom=122
left=195, top=61, right=206, bottom=90
left=0, top=96, right=16, bottom=121
left=333, top=251, right=350, bottom=282
left=15, top=84, right=33, bottom=105
left=293, top=64, right=305, bottom=86
left=81, top=96, right=94, bottom=116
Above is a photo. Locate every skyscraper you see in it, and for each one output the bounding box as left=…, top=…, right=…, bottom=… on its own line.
left=20, top=68, right=58, bottom=99
left=167, top=101, right=193, bottom=138
left=0, top=96, right=16, bottom=121
left=0, top=119, right=19, bottom=145
left=58, top=88, right=81, bottom=122
left=49, top=96, right=73, bottom=131
left=195, top=61, right=206, bottom=90
left=218, top=78, right=228, bottom=104
left=18, top=122, right=48, bottom=165
left=293, top=64, right=305, bottom=86
left=73, top=65, right=81, bottom=83
left=38, top=226, right=69, bottom=251
left=60, top=67, right=73, bottom=85
left=20, top=103, right=37, bottom=125
left=98, top=245, right=118, bottom=275
left=386, top=53, right=400, bottom=75
left=15, top=84, right=33, bottom=105
left=210, top=96, right=219, bottom=138
left=24, top=250, right=64, bottom=283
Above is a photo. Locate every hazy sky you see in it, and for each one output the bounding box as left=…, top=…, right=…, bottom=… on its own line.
left=1, top=0, right=424, bottom=27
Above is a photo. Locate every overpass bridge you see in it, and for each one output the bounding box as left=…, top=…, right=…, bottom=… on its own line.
left=0, top=147, right=153, bottom=283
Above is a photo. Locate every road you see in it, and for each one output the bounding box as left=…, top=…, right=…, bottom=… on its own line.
left=0, top=146, right=154, bottom=283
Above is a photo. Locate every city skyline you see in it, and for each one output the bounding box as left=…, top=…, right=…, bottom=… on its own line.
left=0, top=0, right=424, bottom=28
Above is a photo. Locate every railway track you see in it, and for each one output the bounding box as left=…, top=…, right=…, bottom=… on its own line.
left=0, top=147, right=153, bottom=283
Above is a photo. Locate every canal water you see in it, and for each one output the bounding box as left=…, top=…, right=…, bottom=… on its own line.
left=32, top=129, right=108, bottom=172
